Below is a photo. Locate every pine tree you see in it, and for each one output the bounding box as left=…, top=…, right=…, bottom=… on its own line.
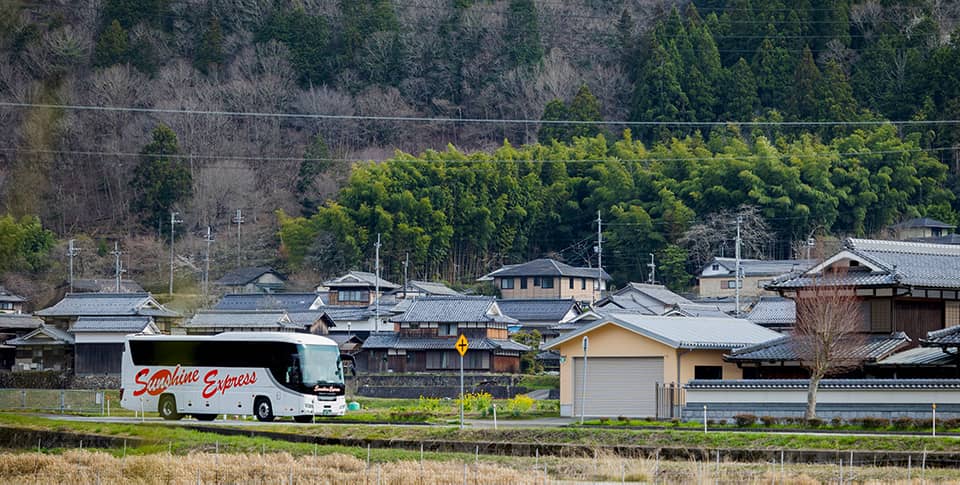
left=131, top=124, right=192, bottom=226
left=194, top=16, right=224, bottom=75
left=505, top=0, right=544, bottom=68
left=723, top=58, right=760, bottom=120
left=93, top=19, right=128, bottom=67
left=538, top=99, right=569, bottom=143
left=567, top=85, right=604, bottom=140
left=753, top=36, right=795, bottom=110
left=788, top=46, right=822, bottom=119
left=297, top=135, right=332, bottom=215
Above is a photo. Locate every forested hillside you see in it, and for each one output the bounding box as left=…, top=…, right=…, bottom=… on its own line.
left=1, top=0, right=959, bottom=294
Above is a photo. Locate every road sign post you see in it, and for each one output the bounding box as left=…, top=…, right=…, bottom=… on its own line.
left=456, top=334, right=469, bottom=430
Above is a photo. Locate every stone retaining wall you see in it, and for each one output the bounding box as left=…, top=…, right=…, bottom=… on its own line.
left=0, top=371, right=119, bottom=389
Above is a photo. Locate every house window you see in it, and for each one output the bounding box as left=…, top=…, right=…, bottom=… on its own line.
left=541, top=277, right=554, bottom=289
left=533, top=277, right=540, bottom=287
left=694, top=366, right=723, bottom=380
left=581, top=278, right=586, bottom=290
left=520, top=278, right=528, bottom=289
left=725, top=280, right=742, bottom=289
left=0, top=302, right=12, bottom=310
left=568, top=277, right=574, bottom=289
left=712, top=264, right=719, bottom=271
left=500, top=278, right=515, bottom=290
left=338, top=290, right=368, bottom=302
left=439, top=323, right=458, bottom=336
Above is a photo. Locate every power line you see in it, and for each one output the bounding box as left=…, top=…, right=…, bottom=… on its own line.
left=1, top=145, right=954, bottom=167
left=4, top=101, right=960, bottom=127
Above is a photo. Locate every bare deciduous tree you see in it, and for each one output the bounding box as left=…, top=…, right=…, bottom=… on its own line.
left=680, top=204, right=773, bottom=270
left=792, top=271, right=865, bottom=419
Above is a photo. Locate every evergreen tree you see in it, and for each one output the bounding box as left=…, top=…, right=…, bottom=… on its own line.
left=131, top=124, right=192, bottom=226
left=567, top=85, right=604, bottom=140
left=504, top=0, right=543, bottom=68
left=538, top=99, right=568, bottom=143
left=787, top=46, right=822, bottom=119
left=722, top=58, right=760, bottom=120
left=93, top=19, right=128, bottom=67
left=194, top=15, right=224, bottom=75
left=257, top=10, right=333, bottom=87
left=297, top=135, right=332, bottom=215
left=339, top=0, right=400, bottom=67
left=752, top=36, right=795, bottom=110
left=657, top=244, right=690, bottom=292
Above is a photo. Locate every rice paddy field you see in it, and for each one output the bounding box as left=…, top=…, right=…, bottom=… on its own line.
left=2, top=448, right=960, bottom=484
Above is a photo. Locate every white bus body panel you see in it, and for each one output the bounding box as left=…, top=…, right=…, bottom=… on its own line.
left=119, top=332, right=346, bottom=417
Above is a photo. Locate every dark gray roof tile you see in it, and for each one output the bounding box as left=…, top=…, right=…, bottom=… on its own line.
left=69, top=316, right=155, bottom=333
left=35, top=293, right=180, bottom=318
left=492, top=259, right=611, bottom=280
left=496, top=299, right=579, bottom=323
left=727, top=332, right=910, bottom=362
left=391, top=296, right=518, bottom=324
left=215, top=267, right=284, bottom=286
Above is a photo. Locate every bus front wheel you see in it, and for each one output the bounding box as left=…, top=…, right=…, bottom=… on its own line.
left=159, top=395, right=181, bottom=421
left=254, top=397, right=274, bottom=422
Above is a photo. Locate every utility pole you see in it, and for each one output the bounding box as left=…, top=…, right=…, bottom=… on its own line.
left=67, top=239, right=80, bottom=293
left=203, top=226, right=214, bottom=304
left=595, top=210, right=603, bottom=303
left=403, top=252, right=409, bottom=299
left=169, top=211, right=182, bottom=295
left=232, top=209, right=244, bottom=267
left=374, top=233, right=381, bottom=331
left=735, top=215, right=742, bottom=316
left=648, top=253, right=657, bottom=285
left=111, top=242, right=122, bottom=293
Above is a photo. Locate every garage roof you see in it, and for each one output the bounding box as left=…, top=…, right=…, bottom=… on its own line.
left=544, top=311, right=781, bottom=351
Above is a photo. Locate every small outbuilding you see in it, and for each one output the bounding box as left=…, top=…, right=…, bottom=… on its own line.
left=545, top=311, right=780, bottom=418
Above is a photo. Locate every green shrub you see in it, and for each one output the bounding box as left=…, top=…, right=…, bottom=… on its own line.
left=892, top=416, right=915, bottom=430
left=506, top=394, right=535, bottom=416
left=760, top=416, right=778, bottom=427
left=733, top=414, right=757, bottom=427
left=915, top=418, right=934, bottom=430
left=805, top=418, right=825, bottom=428
left=941, top=418, right=960, bottom=430
left=857, top=417, right=890, bottom=429
left=415, top=396, right=443, bottom=413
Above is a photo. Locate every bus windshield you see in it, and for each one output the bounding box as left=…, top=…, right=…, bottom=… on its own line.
left=299, top=344, right=342, bottom=385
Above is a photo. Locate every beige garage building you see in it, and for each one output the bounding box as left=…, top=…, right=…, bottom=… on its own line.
left=545, top=312, right=780, bottom=418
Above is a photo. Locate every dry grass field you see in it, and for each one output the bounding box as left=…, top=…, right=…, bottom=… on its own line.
left=0, top=449, right=959, bottom=484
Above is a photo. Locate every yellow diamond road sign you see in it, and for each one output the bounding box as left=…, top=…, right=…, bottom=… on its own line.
left=455, top=334, right=469, bottom=357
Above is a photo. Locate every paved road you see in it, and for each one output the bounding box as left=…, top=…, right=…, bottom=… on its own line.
left=41, top=414, right=577, bottom=428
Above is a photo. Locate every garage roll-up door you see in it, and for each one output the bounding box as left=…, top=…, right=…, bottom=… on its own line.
left=572, top=357, right=663, bottom=417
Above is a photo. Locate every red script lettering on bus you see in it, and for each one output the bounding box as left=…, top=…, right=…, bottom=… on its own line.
left=202, top=369, right=257, bottom=399
left=132, top=365, right=200, bottom=397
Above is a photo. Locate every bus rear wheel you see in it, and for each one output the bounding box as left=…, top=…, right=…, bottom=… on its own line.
left=254, top=397, right=274, bottom=422
left=194, top=414, right=217, bottom=421
left=293, top=415, right=313, bottom=423
left=159, top=395, right=181, bottom=421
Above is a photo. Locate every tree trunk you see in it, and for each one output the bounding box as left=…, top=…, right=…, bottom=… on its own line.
left=805, top=372, right=823, bottom=420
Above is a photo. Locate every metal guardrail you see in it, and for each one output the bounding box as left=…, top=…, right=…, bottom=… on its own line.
left=0, top=389, right=115, bottom=414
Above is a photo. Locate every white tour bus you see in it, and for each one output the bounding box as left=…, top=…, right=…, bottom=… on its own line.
left=120, top=332, right=346, bottom=421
